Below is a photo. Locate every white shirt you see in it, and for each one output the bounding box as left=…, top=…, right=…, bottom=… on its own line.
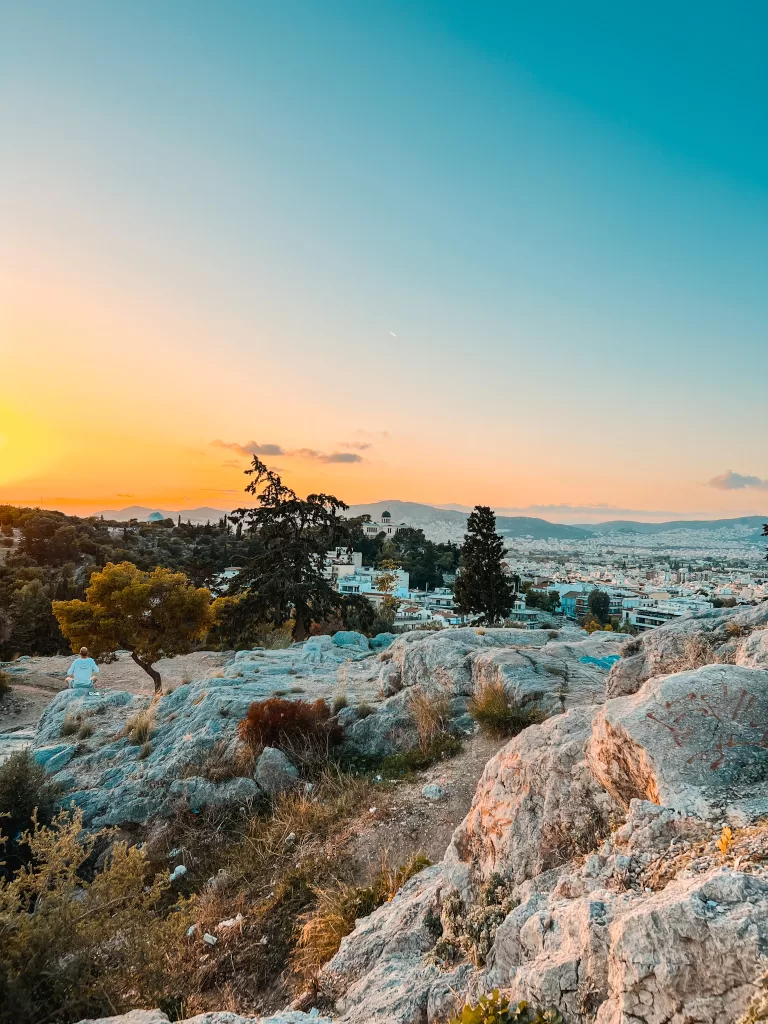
left=68, top=657, right=100, bottom=688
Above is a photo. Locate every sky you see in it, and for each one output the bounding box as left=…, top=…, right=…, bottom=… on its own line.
left=1, top=1, right=767, bottom=523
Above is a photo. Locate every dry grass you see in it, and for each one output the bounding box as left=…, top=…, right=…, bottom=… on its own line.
left=0, top=669, right=12, bottom=698
left=468, top=679, right=546, bottom=738
left=291, top=851, right=431, bottom=988
left=76, top=721, right=94, bottom=740
left=124, top=708, right=155, bottom=745
left=60, top=712, right=81, bottom=737
left=408, top=686, right=451, bottom=752
left=203, top=740, right=256, bottom=782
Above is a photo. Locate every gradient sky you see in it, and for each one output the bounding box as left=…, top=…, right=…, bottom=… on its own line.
left=2, top=1, right=767, bottom=522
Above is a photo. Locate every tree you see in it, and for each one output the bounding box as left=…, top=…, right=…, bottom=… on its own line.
left=230, top=458, right=350, bottom=641
left=374, top=558, right=401, bottom=628
left=53, top=561, right=214, bottom=694
left=454, top=506, right=515, bottom=624
left=587, top=589, right=610, bottom=625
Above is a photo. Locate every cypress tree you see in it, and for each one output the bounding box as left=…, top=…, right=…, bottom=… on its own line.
left=454, top=505, right=515, bottom=624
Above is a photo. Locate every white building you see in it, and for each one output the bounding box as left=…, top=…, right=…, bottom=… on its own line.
left=628, top=596, right=713, bottom=631
left=358, top=510, right=404, bottom=540
left=337, top=565, right=410, bottom=599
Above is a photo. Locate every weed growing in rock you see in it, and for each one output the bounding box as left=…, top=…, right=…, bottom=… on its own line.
left=439, top=873, right=518, bottom=966
left=449, top=991, right=563, bottom=1024
left=331, top=693, right=348, bottom=713
left=409, top=686, right=452, bottom=751
left=356, top=701, right=375, bottom=719
left=0, top=670, right=11, bottom=698
left=60, top=712, right=80, bottom=737
left=292, top=851, right=431, bottom=987
left=76, top=721, right=94, bottom=740
left=468, top=680, right=546, bottom=738
left=124, top=708, right=154, bottom=745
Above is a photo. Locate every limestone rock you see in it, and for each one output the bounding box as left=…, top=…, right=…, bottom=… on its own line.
left=606, top=602, right=768, bottom=698
left=446, top=707, right=622, bottom=884
left=254, top=746, right=299, bottom=796
left=588, top=664, right=768, bottom=819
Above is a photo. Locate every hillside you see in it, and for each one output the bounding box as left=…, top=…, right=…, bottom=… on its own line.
left=583, top=515, right=767, bottom=537
left=346, top=500, right=593, bottom=541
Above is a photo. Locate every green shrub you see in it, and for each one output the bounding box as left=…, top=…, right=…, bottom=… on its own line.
left=378, top=732, right=462, bottom=779
left=0, top=749, right=56, bottom=875
left=0, top=809, right=192, bottom=1024
left=468, top=680, right=546, bottom=738
left=356, top=702, right=375, bottom=719
left=449, top=991, right=563, bottom=1024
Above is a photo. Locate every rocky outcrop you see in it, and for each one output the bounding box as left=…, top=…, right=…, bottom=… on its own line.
left=316, top=659, right=768, bottom=1023
left=43, top=613, right=768, bottom=1024
left=606, top=602, right=768, bottom=698
left=588, top=664, right=768, bottom=820
left=446, top=707, right=621, bottom=884
left=32, top=626, right=628, bottom=826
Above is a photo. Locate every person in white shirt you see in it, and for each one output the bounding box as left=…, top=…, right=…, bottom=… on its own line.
left=66, top=647, right=100, bottom=690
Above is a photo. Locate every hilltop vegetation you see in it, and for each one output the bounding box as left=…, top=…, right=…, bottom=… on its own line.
left=0, top=497, right=460, bottom=660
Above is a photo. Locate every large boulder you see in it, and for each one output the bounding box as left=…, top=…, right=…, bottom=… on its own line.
left=606, top=603, right=768, bottom=698
left=472, top=634, right=622, bottom=715
left=446, top=707, right=622, bottom=885
left=588, top=664, right=768, bottom=820
left=595, top=869, right=768, bottom=1024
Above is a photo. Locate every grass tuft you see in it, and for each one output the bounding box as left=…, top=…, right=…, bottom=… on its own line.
left=468, top=679, right=546, bottom=738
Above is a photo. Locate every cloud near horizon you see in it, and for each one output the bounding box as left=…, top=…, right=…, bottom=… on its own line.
left=708, top=470, right=768, bottom=491
left=211, top=440, right=362, bottom=464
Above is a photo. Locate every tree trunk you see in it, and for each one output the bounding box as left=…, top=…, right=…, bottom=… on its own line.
left=292, top=617, right=309, bottom=642
left=130, top=650, right=162, bottom=695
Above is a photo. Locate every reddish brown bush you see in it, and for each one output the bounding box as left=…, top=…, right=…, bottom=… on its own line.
left=238, top=697, right=342, bottom=750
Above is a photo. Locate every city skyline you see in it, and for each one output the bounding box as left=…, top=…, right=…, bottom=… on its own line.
left=3, top=2, right=767, bottom=520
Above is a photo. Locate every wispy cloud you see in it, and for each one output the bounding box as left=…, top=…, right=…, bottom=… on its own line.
left=708, top=470, right=768, bottom=491
left=339, top=441, right=372, bottom=451
left=212, top=440, right=363, bottom=464
left=212, top=440, right=285, bottom=457
left=292, top=448, right=363, bottom=464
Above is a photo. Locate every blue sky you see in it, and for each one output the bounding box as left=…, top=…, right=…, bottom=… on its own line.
left=2, top=1, right=767, bottom=519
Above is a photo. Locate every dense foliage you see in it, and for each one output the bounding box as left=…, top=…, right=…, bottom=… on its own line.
left=229, top=458, right=351, bottom=640
left=53, top=562, right=215, bottom=693
left=347, top=521, right=461, bottom=590
left=454, top=506, right=516, bottom=624
left=0, top=504, right=261, bottom=659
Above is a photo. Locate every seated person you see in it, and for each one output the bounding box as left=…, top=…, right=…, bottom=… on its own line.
left=66, top=647, right=100, bottom=690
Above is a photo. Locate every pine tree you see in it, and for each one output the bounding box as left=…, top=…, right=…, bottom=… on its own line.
left=454, top=506, right=515, bottom=624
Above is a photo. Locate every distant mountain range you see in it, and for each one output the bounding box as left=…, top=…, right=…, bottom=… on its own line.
left=97, top=506, right=228, bottom=524
left=97, top=501, right=767, bottom=542
left=345, top=501, right=592, bottom=540
left=576, top=516, right=767, bottom=538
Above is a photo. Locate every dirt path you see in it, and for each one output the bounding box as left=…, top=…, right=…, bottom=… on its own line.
left=349, top=731, right=505, bottom=879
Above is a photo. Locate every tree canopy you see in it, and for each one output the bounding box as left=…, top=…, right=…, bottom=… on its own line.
left=53, top=561, right=214, bottom=694
left=229, top=458, right=350, bottom=641
left=454, top=506, right=515, bottom=624
left=587, top=589, right=610, bottom=625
